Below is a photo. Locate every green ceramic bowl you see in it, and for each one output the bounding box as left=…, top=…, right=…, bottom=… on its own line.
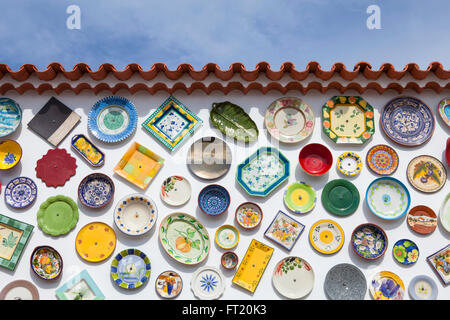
left=284, top=182, right=316, bottom=214
left=321, top=179, right=360, bottom=216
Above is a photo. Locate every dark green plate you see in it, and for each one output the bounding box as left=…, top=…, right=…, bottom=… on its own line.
left=321, top=179, right=359, bottom=216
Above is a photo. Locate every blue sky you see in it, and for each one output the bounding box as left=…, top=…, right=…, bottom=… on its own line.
left=1, top=0, right=449, bottom=70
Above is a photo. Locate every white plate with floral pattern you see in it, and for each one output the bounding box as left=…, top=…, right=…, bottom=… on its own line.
left=272, top=256, right=314, bottom=299
left=190, top=266, right=225, bottom=300
left=160, top=176, right=191, bottom=206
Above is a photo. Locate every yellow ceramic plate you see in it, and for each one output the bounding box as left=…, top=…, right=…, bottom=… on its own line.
left=215, top=225, right=239, bottom=249
left=309, top=219, right=344, bottom=254
left=75, top=222, right=116, bottom=262
left=370, top=271, right=405, bottom=300
left=0, top=140, right=22, bottom=170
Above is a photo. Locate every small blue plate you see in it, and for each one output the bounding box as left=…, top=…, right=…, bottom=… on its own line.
left=198, top=184, right=230, bottom=216
left=78, top=173, right=115, bottom=209
left=5, top=177, right=37, bottom=209
left=408, top=275, right=438, bottom=300
left=0, top=98, right=22, bottom=137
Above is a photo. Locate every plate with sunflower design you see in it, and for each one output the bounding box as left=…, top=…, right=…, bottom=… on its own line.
left=392, top=239, right=419, bottom=265
left=407, top=155, right=446, bottom=193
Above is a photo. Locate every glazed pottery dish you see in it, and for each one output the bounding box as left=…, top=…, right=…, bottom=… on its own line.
left=160, top=176, right=191, bottom=206
left=370, top=271, right=405, bottom=300
left=37, top=195, right=79, bottom=236
left=235, top=202, right=263, bottom=229
left=366, top=144, right=399, bottom=176
left=0, top=280, right=39, bottom=300
left=264, top=211, right=305, bottom=251
left=446, top=138, right=450, bottom=166
left=366, top=177, right=410, bottom=220
left=110, top=249, right=151, bottom=289
left=198, top=184, right=230, bottom=216
left=0, top=98, right=22, bottom=137
left=155, top=271, right=183, bottom=299
left=438, top=98, right=450, bottom=127
left=409, top=275, right=438, bottom=300
left=215, top=225, right=239, bottom=250
left=272, top=257, right=314, bottom=299
left=283, top=182, right=316, bottom=214
left=309, top=219, right=345, bottom=255
left=298, top=143, right=332, bottom=175
left=351, top=223, right=388, bottom=260
left=75, top=222, right=116, bottom=263
left=78, top=173, right=115, bottom=209
left=321, top=179, right=359, bottom=216
left=392, top=239, right=419, bottom=265
left=324, top=264, right=366, bottom=300
left=407, top=205, right=437, bottom=235
left=439, top=193, right=450, bottom=233
left=35, top=148, right=77, bottom=187
left=0, top=140, right=21, bottom=170
left=30, top=246, right=63, bottom=280
left=427, top=244, right=450, bottom=285
left=55, top=269, right=105, bottom=300
left=221, top=251, right=238, bottom=270
left=407, top=155, right=446, bottom=193
left=4, top=176, right=37, bottom=209
left=191, top=266, right=225, bottom=300
left=336, top=152, right=362, bottom=176
left=114, top=194, right=157, bottom=236
left=71, top=134, right=105, bottom=167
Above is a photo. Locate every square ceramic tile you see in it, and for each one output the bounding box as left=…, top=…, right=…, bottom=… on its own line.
left=264, top=210, right=304, bottom=251
left=56, top=269, right=105, bottom=300
left=427, top=244, right=450, bottom=285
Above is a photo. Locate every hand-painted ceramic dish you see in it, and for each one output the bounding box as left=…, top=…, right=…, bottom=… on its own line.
left=114, top=194, right=157, bottom=236
left=409, top=275, right=438, bottom=300
left=438, top=98, right=450, bottom=127
left=198, top=184, right=230, bottom=216
left=221, top=251, right=238, bottom=270
left=283, top=182, right=316, bottom=214
left=75, top=222, right=116, bottom=263
left=298, top=143, right=332, bottom=175
left=160, top=176, right=191, bottom=206
left=71, top=134, right=105, bottom=167
left=336, top=152, right=362, bottom=176
left=427, top=244, right=450, bottom=285
left=30, top=246, right=63, bottom=280
left=0, top=98, right=22, bottom=137
left=381, top=97, right=435, bottom=146
left=321, top=179, right=359, bottom=216
left=407, top=155, right=446, bottom=193
left=392, top=239, right=419, bottom=265
left=78, top=173, right=115, bottom=209
left=55, top=269, right=105, bottom=300
left=407, top=205, right=437, bottom=235
left=370, top=271, right=405, bottom=300
left=159, top=213, right=210, bottom=265
left=272, top=257, right=314, bottom=299
left=4, top=176, right=37, bottom=209
left=0, top=280, right=39, bottom=300
left=439, top=193, right=450, bottom=233
left=235, top=202, right=263, bottom=230
left=264, top=97, right=315, bottom=143
left=88, top=96, right=138, bottom=143
left=446, top=138, right=450, bottom=166
left=324, top=264, right=366, bottom=300
left=215, top=225, right=239, bottom=249
left=366, top=144, right=399, bottom=176
left=155, top=271, right=183, bottom=299
left=110, top=248, right=151, bottom=289
left=35, top=148, right=77, bottom=187
left=191, top=266, right=225, bottom=300
left=366, top=177, right=410, bottom=220
left=309, top=220, right=345, bottom=255
left=0, top=140, right=21, bottom=170
left=351, top=223, right=388, bottom=260
left=264, top=211, right=305, bottom=251
left=37, top=195, right=79, bottom=236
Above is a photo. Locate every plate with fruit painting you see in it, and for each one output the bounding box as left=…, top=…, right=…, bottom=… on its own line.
left=160, top=176, right=191, bottom=206
left=407, top=155, right=446, bottom=193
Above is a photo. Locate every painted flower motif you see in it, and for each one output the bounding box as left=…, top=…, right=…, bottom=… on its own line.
left=393, top=245, right=407, bottom=263
left=200, top=274, right=217, bottom=292
left=305, top=120, right=314, bottom=128
left=365, top=111, right=374, bottom=118
left=407, top=249, right=419, bottom=262
left=348, top=96, right=357, bottom=104
left=323, top=120, right=330, bottom=128
left=362, top=131, right=372, bottom=139
left=379, top=279, right=400, bottom=299
left=326, top=100, right=334, bottom=108
left=3, top=152, right=16, bottom=164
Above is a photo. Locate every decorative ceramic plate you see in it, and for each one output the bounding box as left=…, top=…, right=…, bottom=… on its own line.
left=159, top=213, right=210, bottom=265
left=191, top=266, right=225, bottom=300
left=336, top=152, right=362, bottom=176
left=438, top=98, right=450, bottom=127
left=392, top=239, right=419, bottom=265
left=71, top=134, right=105, bottom=167
left=75, top=222, right=116, bottom=263
left=4, top=176, right=37, bottom=209
left=78, top=173, right=115, bottom=209
left=56, top=269, right=105, bottom=300
left=321, top=179, right=359, bottom=216
left=264, top=97, right=315, bottom=143
left=35, top=148, right=77, bottom=187
left=88, top=96, right=138, bottom=143
left=272, top=257, right=314, bottom=299
left=406, top=155, right=446, bottom=193
left=407, top=205, right=437, bottom=235
left=0, top=98, right=21, bottom=137
left=237, top=147, right=290, bottom=197
left=351, top=223, right=388, bottom=260
left=110, top=249, right=151, bottom=289
left=0, top=140, right=21, bottom=170
left=114, top=194, right=157, bottom=236
left=324, top=263, right=366, bottom=300
left=187, top=136, right=232, bottom=180
left=142, top=96, right=203, bottom=152
left=446, top=137, right=450, bottom=167
left=409, top=275, right=438, bottom=300
left=30, top=246, right=63, bottom=280
left=221, top=251, right=238, bottom=270
left=322, top=96, right=375, bottom=144
left=366, top=177, right=410, bottom=220
left=235, top=202, right=263, bottom=230
left=37, top=195, right=79, bottom=236
left=113, top=141, right=164, bottom=190
left=370, top=271, right=405, bottom=300
left=232, top=239, right=273, bottom=293
left=0, top=280, right=39, bottom=300
left=427, top=244, right=450, bottom=285
left=309, top=220, right=344, bottom=255
left=439, top=193, right=450, bottom=233
left=264, top=210, right=304, bottom=251
left=215, top=225, right=239, bottom=249
left=298, top=143, right=333, bottom=175
left=155, top=271, right=183, bottom=299
left=366, top=144, right=399, bottom=176
left=283, top=182, right=316, bottom=214
left=381, top=97, right=434, bottom=146
left=198, top=184, right=230, bottom=216
left=160, top=176, right=191, bottom=206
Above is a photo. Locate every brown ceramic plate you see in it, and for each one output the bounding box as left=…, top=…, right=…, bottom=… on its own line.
left=407, top=205, right=437, bottom=235
left=0, top=280, right=39, bottom=300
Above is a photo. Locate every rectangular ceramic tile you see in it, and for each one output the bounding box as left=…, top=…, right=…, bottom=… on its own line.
left=264, top=210, right=304, bottom=251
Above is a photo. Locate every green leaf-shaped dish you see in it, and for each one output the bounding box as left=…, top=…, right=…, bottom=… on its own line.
left=210, top=101, right=258, bottom=142
left=37, top=195, right=79, bottom=236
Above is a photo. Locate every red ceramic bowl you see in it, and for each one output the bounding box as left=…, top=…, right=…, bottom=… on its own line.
left=299, top=143, right=333, bottom=175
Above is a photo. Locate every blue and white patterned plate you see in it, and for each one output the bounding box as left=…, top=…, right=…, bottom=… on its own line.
left=198, top=185, right=230, bottom=216
left=0, top=98, right=22, bottom=137
left=78, top=173, right=115, bottom=209
left=5, top=177, right=37, bottom=209
left=114, top=194, right=157, bottom=235
left=88, top=96, right=138, bottom=143
left=190, top=266, right=225, bottom=300
left=110, top=249, right=151, bottom=289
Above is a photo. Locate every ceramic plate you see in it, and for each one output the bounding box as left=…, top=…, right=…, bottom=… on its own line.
left=237, top=147, right=290, bottom=197
left=427, top=244, right=450, bottom=285
left=0, top=280, right=39, bottom=300
left=272, top=257, right=314, bottom=299
left=191, top=266, right=225, bottom=300
left=381, top=97, right=435, bottom=146
left=35, top=148, right=77, bottom=187
left=75, top=222, right=116, bottom=263
left=37, top=195, right=79, bottom=236
left=439, top=193, right=450, bottom=233
left=198, top=184, right=230, bottom=216
left=235, top=202, right=263, bottom=230
left=392, top=239, right=419, bottom=265
left=221, top=251, right=238, bottom=270
left=88, top=96, right=138, bottom=143
left=438, top=98, right=450, bottom=127
left=0, top=98, right=21, bottom=137
left=30, top=246, right=63, bottom=280
left=110, top=249, right=151, bottom=289
left=264, top=210, right=304, bottom=251
left=298, top=143, right=333, bottom=175
left=409, top=275, right=438, bottom=300
left=78, top=173, right=115, bottom=209
left=407, top=155, right=446, bottom=193
left=215, top=225, right=239, bottom=249
left=56, top=269, right=104, bottom=300
left=155, top=271, right=183, bottom=299
left=321, top=179, right=359, bottom=216
left=264, top=97, right=315, bottom=143
left=366, top=177, right=410, bottom=220
left=336, top=152, right=362, bottom=176
left=366, top=144, right=399, bottom=176
left=4, top=176, right=37, bottom=209
left=159, top=213, right=210, bottom=265
left=187, top=136, right=232, bottom=180
left=160, top=176, right=191, bottom=206
left=114, top=194, right=157, bottom=236
left=309, top=219, right=344, bottom=255
left=351, top=223, right=388, bottom=260
left=370, top=271, right=405, bottom=300
left=0, top=140, right=21, bottom=170
left=283, top=182, right=316, bottom=214
left=71, top=134, right=105, bottom=167
left=324, top=263, right=366, bottom=300
left=407, top=205, right=437, bottom=235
